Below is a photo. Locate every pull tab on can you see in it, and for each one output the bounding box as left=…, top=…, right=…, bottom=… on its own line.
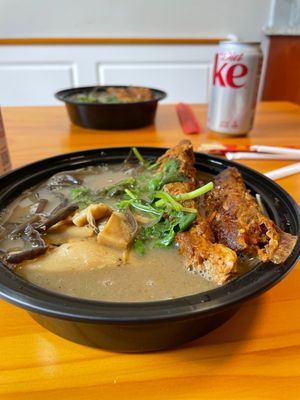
left=0, top=108, right=12, bottom=175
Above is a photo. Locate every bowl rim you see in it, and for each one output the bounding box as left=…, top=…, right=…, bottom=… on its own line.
left=55, top=85, right=167, bottom=105
left=0, top=146, right=299, bottom=323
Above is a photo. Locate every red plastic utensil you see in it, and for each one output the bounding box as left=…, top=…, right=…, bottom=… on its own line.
left=176, top=103, right=203, bottom=134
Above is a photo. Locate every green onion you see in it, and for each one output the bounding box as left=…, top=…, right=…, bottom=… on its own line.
left=147, top=162, right=160, bottom=171
left=175, top=182, right=214, bottom=201
left=155, top=191, right=183, bottom=212
left=154, top=199, right=164, bottom=208
left=181, top=207, right=198, bottom=213
left=124, top=189, right=136, bottom=199
left=154, top=182, right=213, bottom=213
left=130, top=202, right=162, bottom=216
left=132, top=147, right=145, bottom=165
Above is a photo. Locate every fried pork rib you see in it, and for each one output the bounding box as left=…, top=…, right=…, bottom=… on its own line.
left=158, top=139, right=198, bottom=185
left=158, top=140, right=238, bottom=285
left=205, top=167, right=297, bottom=263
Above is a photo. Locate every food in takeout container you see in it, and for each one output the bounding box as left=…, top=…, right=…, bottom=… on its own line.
left=70, top=86, right=155, bottom=104
left=55, top=85, right=167, bottom=130
left=0, top=142, right=299, bottom=352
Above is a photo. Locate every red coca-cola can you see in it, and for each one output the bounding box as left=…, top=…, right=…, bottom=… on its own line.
left=208, top=41, right=263, bottom=135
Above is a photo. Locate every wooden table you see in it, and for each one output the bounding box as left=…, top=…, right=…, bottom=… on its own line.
left=1, top=102, right=299, bottom=400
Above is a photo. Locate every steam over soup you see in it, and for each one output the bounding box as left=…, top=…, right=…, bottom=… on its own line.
left=0, top=141, right=297, bottom=302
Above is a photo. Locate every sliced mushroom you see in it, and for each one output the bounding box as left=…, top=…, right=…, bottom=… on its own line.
left=72, top=203, right=111, bottom=227
left=0, top=249, right=12, bottom=269
left=6, top=246, right=48, bottom=264
left=50, top=193, right=69, bottom=215
left=0, top=226, right=5, bottom=239
left=86, top=208, right=99, bottom=234
left=97, top=210, right=138, bottom=250
left=24, top=225, right=47, bottom=248
left=47, top=172, right=82, bottom=189
left=123, top=209, right=138, bottom=236
left=48, top=215, right=74, bottom=231
left=9, top=215, right=41, bottom=238
left=35, top=204, right=78, bottom=232
left=31, top=198, right=48, bottom=214
left=4, top=219, right=49, bottom=265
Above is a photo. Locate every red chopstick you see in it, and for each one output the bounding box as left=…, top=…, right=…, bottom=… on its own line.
left=176, top=103, right=202, bottom=134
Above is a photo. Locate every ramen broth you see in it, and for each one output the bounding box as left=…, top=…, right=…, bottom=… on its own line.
left=0, top=164, right=254, bottom=302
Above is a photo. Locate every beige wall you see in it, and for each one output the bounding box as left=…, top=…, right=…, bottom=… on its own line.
left=0, top=0, right=272, bottom=41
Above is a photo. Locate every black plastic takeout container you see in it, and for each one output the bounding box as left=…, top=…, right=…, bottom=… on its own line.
left=0, top=147, right=299, bottom=352
left=55, top=86, right=167, bottom=130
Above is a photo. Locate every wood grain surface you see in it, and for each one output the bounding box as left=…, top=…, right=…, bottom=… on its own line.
left=0, top=102, right=299, bottom=400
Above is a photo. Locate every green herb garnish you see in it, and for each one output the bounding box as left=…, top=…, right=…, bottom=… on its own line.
left=136, top=210, right=197, bottom=251
left=132, top=147, right=159, bottom=171
left=69, top=150, right=214, bottom=253
left=70, top=187, right=102, bottom=208
left=75, top=94, right=119, bottom=104
left=175, top=181, right=214, bottom=201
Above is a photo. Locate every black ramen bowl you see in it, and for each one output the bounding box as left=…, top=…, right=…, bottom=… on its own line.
left=0, top=147, right=299, bottom=352
left=55, top=86, right=167, bottom=130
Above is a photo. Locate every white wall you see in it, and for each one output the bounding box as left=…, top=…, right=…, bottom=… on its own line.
left=265, top=0, right=300, bottom=34
left=0, top=0, right=272, bottom=41
left=0, top=44, right=217, bottom=105
left=0, top=0, right=274, bottom=105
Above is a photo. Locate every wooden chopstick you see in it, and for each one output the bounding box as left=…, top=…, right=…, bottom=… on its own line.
left=176, top=103, right=202, bottom=134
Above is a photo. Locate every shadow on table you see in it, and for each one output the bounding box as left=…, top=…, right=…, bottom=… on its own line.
left=170, top=296, right=263, bottom=360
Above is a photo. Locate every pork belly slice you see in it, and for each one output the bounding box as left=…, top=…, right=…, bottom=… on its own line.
left=160, top=140, right=238, bottom=285
left=205, top=167, right=297, bottom=264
